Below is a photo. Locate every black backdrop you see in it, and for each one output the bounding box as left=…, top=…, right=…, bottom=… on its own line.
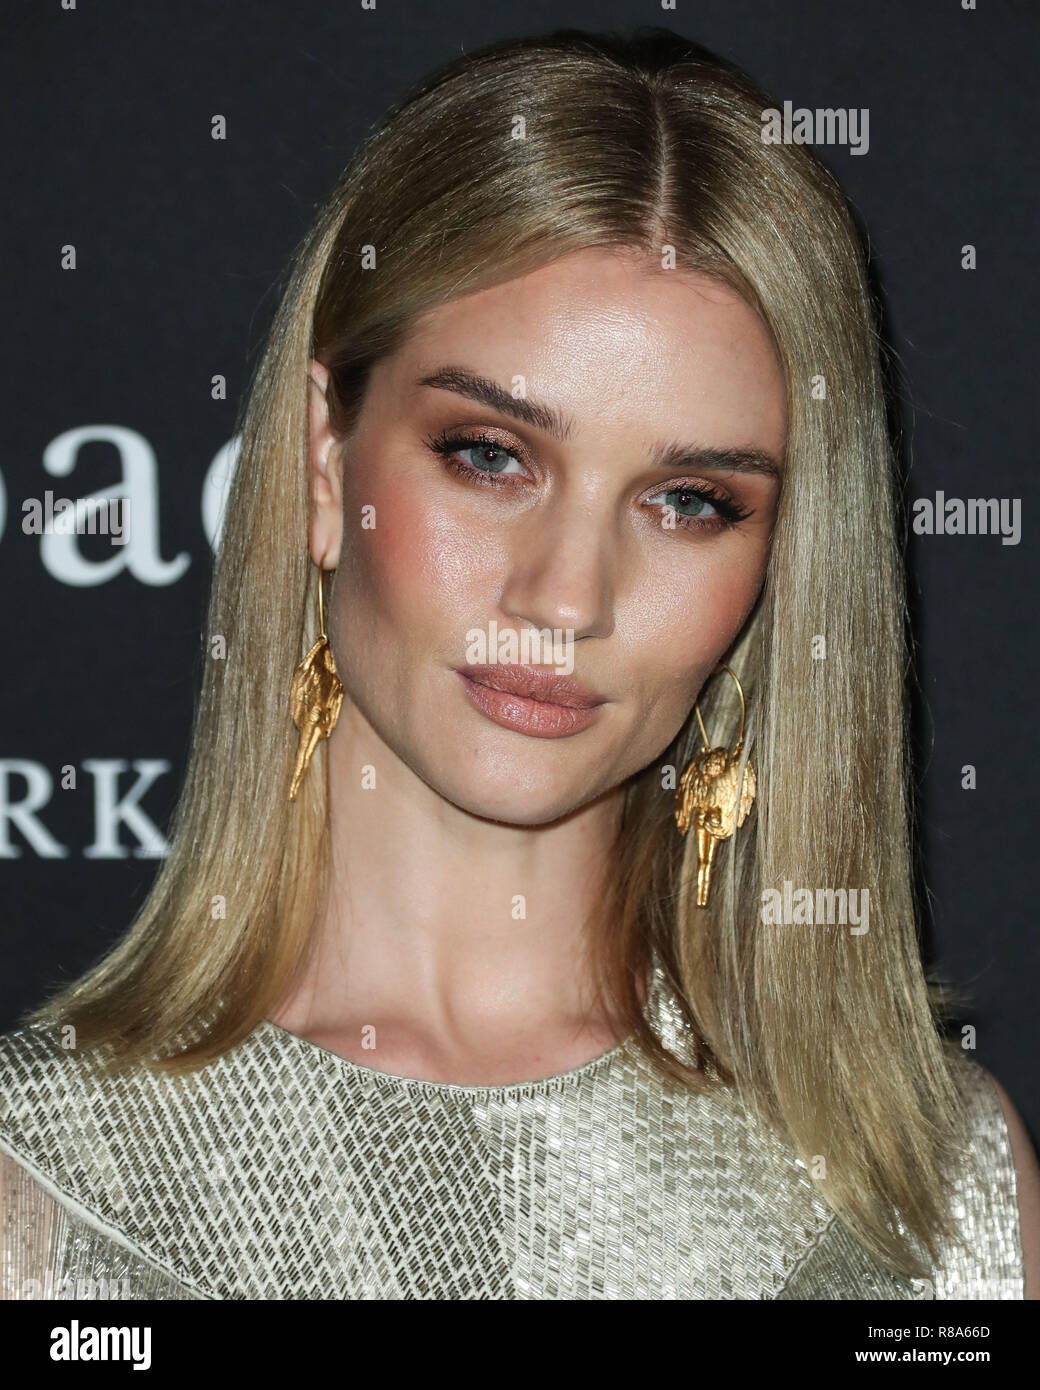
left=2, top=1, right=1037, bottom=1141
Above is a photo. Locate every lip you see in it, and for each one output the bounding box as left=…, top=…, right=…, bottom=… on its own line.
left=455, top=664, right=607, bottom=739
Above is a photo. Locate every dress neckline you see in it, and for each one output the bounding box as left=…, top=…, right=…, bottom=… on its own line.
left=256, top=1016, right=637, bottom=1097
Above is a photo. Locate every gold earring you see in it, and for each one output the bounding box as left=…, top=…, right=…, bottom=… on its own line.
left=674, top=664, right=756, bottom=908
left=288, top=560, right=344, bottom=801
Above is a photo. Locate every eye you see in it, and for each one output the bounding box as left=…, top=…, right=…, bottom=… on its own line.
left=647, top=486, right=719, bottom=519
left=455, top=441, right=526, bottom=476
left=644, top=483, right=752, bottom=529
left=425, top=430, right=528, bottom=483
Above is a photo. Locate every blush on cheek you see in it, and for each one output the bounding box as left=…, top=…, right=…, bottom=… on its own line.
left=340, top=474, right=429, bottom=603
left=642, top=570, right=761, bottom=701
left=343, top=472, right=493, bottom=626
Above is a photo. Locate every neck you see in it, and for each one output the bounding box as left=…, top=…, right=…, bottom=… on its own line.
left=270, top=697, right=633, bottom=1073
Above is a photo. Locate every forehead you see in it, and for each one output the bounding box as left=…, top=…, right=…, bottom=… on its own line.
left=392, top=247, right=787, bottom=446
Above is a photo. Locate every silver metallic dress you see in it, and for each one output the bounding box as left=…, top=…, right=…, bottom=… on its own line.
left=0, top=964, right=1023, bottom=1300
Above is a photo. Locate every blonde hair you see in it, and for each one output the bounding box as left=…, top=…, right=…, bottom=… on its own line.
left=35, top=27, right=968, bottom=1280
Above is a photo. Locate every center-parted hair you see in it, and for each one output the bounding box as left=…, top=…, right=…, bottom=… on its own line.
left=36, top=27, right=966, bottom=1280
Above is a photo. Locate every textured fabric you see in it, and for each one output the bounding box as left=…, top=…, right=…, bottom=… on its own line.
left=0, top=965, right=1023, bottom=1300
left=0, top=1149, right=194, bottom=1300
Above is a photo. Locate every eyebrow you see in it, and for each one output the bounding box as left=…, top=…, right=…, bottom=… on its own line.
left=418, top=366, right=572, bottom=440
left=416, top=365, right=783, bottom=480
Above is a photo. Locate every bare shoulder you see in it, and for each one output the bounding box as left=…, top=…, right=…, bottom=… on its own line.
left=979, top=1066, right=1040, bottom=1301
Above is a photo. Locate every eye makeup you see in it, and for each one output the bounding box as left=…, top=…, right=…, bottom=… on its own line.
left=423, top=425, right=755, bottom=533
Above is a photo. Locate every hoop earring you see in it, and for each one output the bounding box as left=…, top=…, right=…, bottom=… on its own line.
left=674, top=664, right=757, bottom=909
left=288, top=558, right=344, bottom=802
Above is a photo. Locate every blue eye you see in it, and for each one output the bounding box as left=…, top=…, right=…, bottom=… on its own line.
left=644, top=483, right=752, bottom=529
left=648, top=487, right=720, bottom=518
left=425, top=430, right=528, bottom=486
left=455, top=442, right=525, bottom=476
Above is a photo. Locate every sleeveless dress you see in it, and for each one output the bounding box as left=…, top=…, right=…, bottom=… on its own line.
left=0, top=964, right=1023, bottom=1300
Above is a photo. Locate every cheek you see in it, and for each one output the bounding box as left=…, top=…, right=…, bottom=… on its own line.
left=339, top=465, right=494, bottom=622
left=624, top=546, right=767, bottom=700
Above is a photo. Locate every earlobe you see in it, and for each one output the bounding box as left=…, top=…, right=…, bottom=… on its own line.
left=306, top=359, right=343, bottom=569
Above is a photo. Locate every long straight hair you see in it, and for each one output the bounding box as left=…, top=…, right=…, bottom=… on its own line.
left=34, top=28, right=966, bottom=1279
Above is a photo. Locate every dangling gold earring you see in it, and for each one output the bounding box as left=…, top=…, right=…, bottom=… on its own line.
left=674, top=664, right=757, bottom=908
left=288, top=557, right=344, bottom=801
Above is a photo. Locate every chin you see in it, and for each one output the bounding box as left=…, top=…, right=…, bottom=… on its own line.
left=423, top=762, right=610, bottom=829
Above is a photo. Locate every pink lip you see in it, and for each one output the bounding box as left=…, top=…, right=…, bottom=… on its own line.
left=456, top=664, right=607, bottom=739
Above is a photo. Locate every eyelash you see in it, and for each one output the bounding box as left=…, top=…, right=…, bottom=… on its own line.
left=423, top=429, right=753, bottom=531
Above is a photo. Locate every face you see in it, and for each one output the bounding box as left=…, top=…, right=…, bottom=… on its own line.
left=307, top=246, right=786, bottom=825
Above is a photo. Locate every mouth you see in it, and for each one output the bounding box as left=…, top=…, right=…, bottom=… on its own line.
left=455, top=664, right=607, bottom=739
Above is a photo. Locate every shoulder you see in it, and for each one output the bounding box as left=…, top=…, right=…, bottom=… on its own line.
left=0, top=1022, right=216, bottom=1301
left=0, top=1013, right=117, bottom=1092
left=0, top=1019, right=118, bottom=1175
left=941, top=1052, right=1037, bottom=1300
left=0, top=1015, right=239, bottom=1173
left=0, top=1015, right=71, bottom=1075
left=0, top=1017, right=83, bottom=1128
left=0, top=1020, right=122, bottom=1282
left=0, top=1017, right=254, bottom=1300
left=975, top=1062, right=1040, bottom=1301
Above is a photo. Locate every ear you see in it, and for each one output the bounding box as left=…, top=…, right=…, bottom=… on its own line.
left=306, top=359, right=343, bottom=569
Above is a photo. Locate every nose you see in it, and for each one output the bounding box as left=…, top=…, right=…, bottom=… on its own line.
left=498, top=494, right=617, bottom=642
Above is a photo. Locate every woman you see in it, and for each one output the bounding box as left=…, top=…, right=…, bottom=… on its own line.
left=1, top=26, right=1036, bottom=1301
